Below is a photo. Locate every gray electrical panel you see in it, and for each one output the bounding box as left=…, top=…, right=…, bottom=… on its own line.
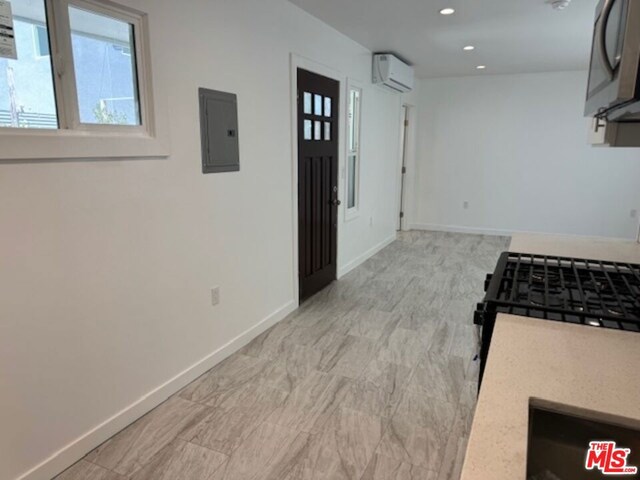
left=199, top=88, right=240, bottom=173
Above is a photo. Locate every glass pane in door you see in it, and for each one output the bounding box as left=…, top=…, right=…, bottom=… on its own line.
left=314, top=94, right=322, bottom=116
left=304, top=119, right=312, bottom=140
left=324, top=96, right=331, bottom=117
left=303, top=92, right=312, bottom=114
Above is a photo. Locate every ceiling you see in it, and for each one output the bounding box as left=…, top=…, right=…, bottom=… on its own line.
left=288, top=0, right=597, bottom=78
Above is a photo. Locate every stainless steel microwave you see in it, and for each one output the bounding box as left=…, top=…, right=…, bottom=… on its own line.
left=585, top=0, right=640, bottom=121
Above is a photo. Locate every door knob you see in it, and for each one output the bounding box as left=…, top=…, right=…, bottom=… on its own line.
left=331, top=199, right=342, bottom=206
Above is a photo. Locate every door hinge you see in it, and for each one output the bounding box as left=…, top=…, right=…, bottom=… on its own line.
left=399, top=212, right=404, bottom=219
left=404, top=120, right=409, bottom=127
left=401, top=166, right=407, bottom=174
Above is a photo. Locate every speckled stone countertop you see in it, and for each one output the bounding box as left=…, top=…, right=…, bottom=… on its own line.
left=460, top=233, right=640, bottom=480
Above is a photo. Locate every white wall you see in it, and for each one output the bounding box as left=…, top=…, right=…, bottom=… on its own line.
left=338, top=81, right=401, bottom=274
left=0, top=1, right=402, bottom=479
left=410, top=70, right=640, bottom=240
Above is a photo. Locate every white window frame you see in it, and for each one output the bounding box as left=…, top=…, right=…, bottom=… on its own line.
left=0, top=0, right=169, bottom=160
left=345, top=81, right=362, bottom=221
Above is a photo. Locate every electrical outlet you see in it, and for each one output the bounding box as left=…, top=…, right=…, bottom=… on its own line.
left=630, top=209, right=637, bottom=219
left=211, top=286, right=220, bottom=306
left=463, top=201, right=469, bottom=210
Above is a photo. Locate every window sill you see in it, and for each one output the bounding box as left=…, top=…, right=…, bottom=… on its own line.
left=0, top=128, right=171, bottom=161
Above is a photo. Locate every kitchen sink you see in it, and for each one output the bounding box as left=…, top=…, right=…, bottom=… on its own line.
left=527, top=404, right=640, bottom=480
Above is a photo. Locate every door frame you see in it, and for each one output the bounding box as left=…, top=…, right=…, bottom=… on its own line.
left=397, top=105, right=409, bottom=231
left=289, top=53, right=346, bottom=305
left=395, top=103, right=415, bottom=232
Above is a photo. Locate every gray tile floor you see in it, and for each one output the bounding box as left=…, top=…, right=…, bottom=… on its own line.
left=55, top=231, right=509, bottom=480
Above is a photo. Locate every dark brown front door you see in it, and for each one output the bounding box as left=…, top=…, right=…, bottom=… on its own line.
left=297, top=68, right=340, bottom=302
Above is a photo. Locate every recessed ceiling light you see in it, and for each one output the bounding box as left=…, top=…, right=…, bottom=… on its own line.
left=476, top=65, right=486, bottom=70
left=547, top=0, right=571, bottom=10
left=439, top=7, right=455, bottom=15
left=463, top=45, right=475, bottom=51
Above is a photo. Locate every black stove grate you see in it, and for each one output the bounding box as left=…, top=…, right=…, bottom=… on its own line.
left=479, top=252, right=640, bottom=332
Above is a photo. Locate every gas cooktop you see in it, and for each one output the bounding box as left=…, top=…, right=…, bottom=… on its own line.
left=476, top=252, right=640, bottom=332
left=474, top=252, right=640, bottom=385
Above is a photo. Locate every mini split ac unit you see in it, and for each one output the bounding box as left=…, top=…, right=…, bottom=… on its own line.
left=372, top=54, right=415, bottom=93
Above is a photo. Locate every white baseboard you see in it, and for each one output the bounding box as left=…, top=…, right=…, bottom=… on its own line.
left=337, top=233, right=397, bottom=278
left=409, top=223, right=514, bottom=237
left=17, top=300, right=297, bottom=480
left=409, top=223, right=636, bottom=242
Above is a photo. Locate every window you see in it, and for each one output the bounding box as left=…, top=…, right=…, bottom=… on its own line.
left=68, top=5, right=141, bottom=125
left=346, top=85, right=362, bottom=214
left=0, top=0, right=164, bottom=159
left=1, top=1, right=57, bottom=129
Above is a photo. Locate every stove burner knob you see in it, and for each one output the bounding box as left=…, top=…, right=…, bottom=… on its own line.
left=474, top=310, right=485, bottom=326
left=484, top=274, right=493, bottom=292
